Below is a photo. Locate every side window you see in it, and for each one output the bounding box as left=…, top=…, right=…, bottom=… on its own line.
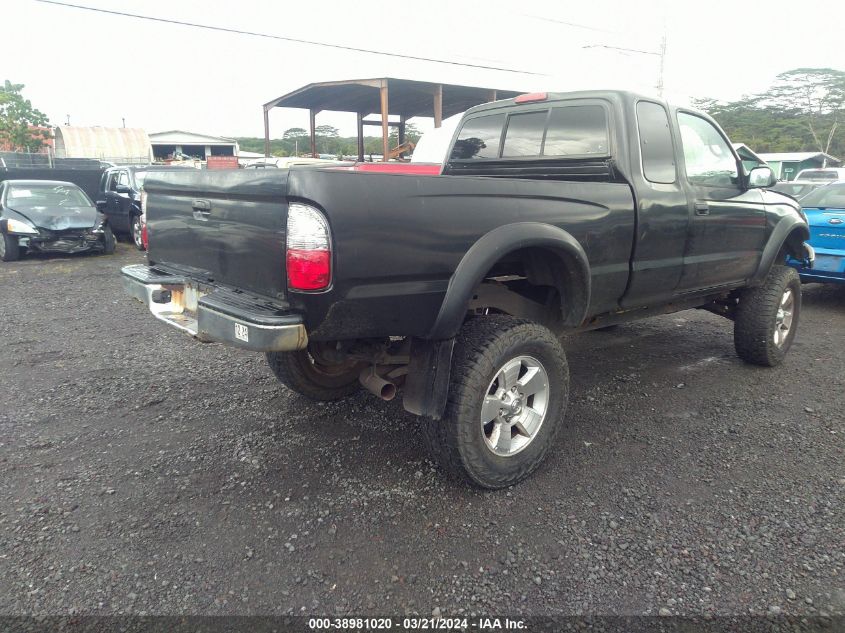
left=677, top=113, right=738, bottom=187
left=543, top=106, right=608, bottom=156
left=450, top=114, right=506, bottom=160
left=636, top=101, right=676, bottom=184
left=107, top=172, right=118, bottom=192
left=117, top=171, right=130, bottom=188
left=502, top=111, right=547, bottom=157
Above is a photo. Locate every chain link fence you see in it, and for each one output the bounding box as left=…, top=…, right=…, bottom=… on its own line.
left=0, top=151, right=151, bottom=169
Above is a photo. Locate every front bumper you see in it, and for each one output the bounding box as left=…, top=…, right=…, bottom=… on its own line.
left=122, top=264, right=308, bottom=352
left=21, top=229, right=104, bottom=254
left=788, top=246, right=845, bottom=284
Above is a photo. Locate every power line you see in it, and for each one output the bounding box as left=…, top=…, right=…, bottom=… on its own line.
left=35, top=0, right=545, bottom=76
left=519, top=13, right=617, bottom=33
left=582, top=44, right=661, bottom=57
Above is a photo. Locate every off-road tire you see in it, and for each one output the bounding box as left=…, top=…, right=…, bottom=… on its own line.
left=266, top=350, right=361, bottom=401
left=102, top=226, right=116, bottom=255
left=422, top=316, right=569, bottom=489
left=0, top=234, right=20, bottom=262
left=130, top=214, right=144, bottom=250
left=734, top=265, right=801, bottom=366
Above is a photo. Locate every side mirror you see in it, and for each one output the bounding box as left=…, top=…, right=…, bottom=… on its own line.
left=116, top=184, right=131, bottom=194
left=747, top=165, right=777, bottom=189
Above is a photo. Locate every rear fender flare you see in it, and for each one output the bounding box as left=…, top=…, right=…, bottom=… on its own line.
left=427, top=222, right=591, bottom=340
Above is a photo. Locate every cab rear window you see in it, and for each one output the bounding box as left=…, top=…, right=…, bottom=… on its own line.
left=450, top=104, right=609, bottom=160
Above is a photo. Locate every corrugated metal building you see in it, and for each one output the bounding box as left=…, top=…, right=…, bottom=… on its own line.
left=53, top=127, right=153, bottom=164
left=148, top=130, right=239, bottom=161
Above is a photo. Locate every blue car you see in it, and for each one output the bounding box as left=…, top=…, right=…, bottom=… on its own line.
left=788, top=182, right=845, bottom=284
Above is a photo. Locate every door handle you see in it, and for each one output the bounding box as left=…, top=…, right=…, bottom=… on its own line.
left=192, top=199, right=211, bottom=221
left=694, top=202, right=710, bottom=216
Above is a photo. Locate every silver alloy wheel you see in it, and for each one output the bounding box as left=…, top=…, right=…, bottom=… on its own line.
left=773, top=288, right=794, bottom=347
left=132, top=217, right=143, bottom=248
left=481, top=355, right=550, bottom=457
left=0, top=236, right=5, bottom=259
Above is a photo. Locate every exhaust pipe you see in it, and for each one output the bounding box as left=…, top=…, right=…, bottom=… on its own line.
left=359, top=367, right=397, bottom=401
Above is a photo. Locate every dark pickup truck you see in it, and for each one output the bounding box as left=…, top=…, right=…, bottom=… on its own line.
left=123, top=90, right=812, bottom=489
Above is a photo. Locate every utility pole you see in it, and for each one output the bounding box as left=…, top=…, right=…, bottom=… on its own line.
left=656, top=34, right=667, bottom=97
left=65, top=114, right=70, bottom=126
left=122, top=117, right=126, bottom=128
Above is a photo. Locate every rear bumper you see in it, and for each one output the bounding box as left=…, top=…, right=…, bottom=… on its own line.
left=122, top=264, right=308, bottom=352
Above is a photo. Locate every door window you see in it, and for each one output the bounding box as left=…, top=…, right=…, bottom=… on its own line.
left=677, top=113, right=738, bottom=187
left=117, top=171, right=130, bottom=188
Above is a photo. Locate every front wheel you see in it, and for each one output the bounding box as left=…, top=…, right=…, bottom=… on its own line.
left=0, top=234, right=21, bottom=262
left=734, top=265, right=801, bottom=366
left=423, top=316, right=569, bottom=489
left=130, top=214, right=144, bottom=250
left=266, top=349, right=362, bottom=401
left=101, top=225, right=116, bottom=255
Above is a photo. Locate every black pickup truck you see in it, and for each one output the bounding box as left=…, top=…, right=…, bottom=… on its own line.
left=123, top=90, right=812, bottom=488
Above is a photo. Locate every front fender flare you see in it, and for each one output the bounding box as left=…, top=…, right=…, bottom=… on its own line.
left=426, top=222, right=591, bottom=340
left=751, top=216, right=810, bottom=286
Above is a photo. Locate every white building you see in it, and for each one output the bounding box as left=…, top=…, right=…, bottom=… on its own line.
left=149, top=130, right=239, bottom=161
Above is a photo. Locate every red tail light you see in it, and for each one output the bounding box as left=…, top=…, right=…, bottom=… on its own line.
left=286, top=203, right=332, bottom=291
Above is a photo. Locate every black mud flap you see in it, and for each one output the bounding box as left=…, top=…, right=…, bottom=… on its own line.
left=403, top=338, right=455, bottom=419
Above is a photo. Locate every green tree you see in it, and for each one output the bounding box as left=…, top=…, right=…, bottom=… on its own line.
left=763, top=68, right=845, bottom=155
left=283, top=127, right=308, bottom=140
left=388, top=122, right=423, bottom=147
left=0, top=80, right=50, bottom=151
left=695, top=68, right=845, bottom=160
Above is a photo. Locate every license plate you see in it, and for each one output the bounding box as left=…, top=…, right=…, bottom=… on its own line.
left=234, top=323, right=249, bottom=342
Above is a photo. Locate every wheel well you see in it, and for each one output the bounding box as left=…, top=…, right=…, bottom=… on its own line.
left=782, top=226, right=809, bottom=260
left=467, top=247, right=587, bottom=330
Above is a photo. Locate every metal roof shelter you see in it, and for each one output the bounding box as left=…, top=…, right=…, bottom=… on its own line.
left=262, top=78, right=522, bottom=161
left=53, top=126, right=152, bottom=163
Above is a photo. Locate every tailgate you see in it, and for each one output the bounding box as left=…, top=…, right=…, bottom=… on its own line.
left=145, top=169, right=289, bottom=299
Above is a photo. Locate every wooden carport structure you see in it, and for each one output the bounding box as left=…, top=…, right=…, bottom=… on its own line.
left=262, top=78, right=521, bottom=161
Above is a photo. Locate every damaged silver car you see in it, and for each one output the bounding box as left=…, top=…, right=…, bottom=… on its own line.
left=0, top=180, right=116, bottom=262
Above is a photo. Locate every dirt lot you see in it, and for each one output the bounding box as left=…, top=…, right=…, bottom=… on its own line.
left=1, top=243, right=844, bottom=619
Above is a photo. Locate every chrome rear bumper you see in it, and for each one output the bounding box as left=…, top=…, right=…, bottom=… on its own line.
left=122, top=264, right=308, bottom=352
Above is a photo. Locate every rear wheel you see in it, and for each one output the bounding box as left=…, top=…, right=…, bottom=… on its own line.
left=266, top=349, right=362, bottom=401
left=130, top=214, right=144, bottom=250
left=423, top=316, right=569, bottom=489
left=0, top=234, right=21, bottom=262
left=734, top=265, right=801, bottom=366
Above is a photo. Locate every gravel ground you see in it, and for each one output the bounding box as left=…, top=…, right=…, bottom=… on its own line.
left=0, top=243, right=843, bottom=619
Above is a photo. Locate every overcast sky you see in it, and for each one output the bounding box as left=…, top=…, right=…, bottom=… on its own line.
left=5, top=0, right=845, bottom=139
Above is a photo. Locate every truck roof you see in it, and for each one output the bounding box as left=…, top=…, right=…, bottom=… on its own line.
left=465, top=89, right=670, bottom=115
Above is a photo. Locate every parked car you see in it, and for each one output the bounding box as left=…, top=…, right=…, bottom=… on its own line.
left=793, top=167, right=845, bottom=182
left=771, top=180, right=827, bottom=200
left=97, top=165, right=195, bottom=250
left=787, top=182, right=845, bottom=284
left=123, top=90, right=811, bottom=489
left=0, top=180, right=115, bottom=261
